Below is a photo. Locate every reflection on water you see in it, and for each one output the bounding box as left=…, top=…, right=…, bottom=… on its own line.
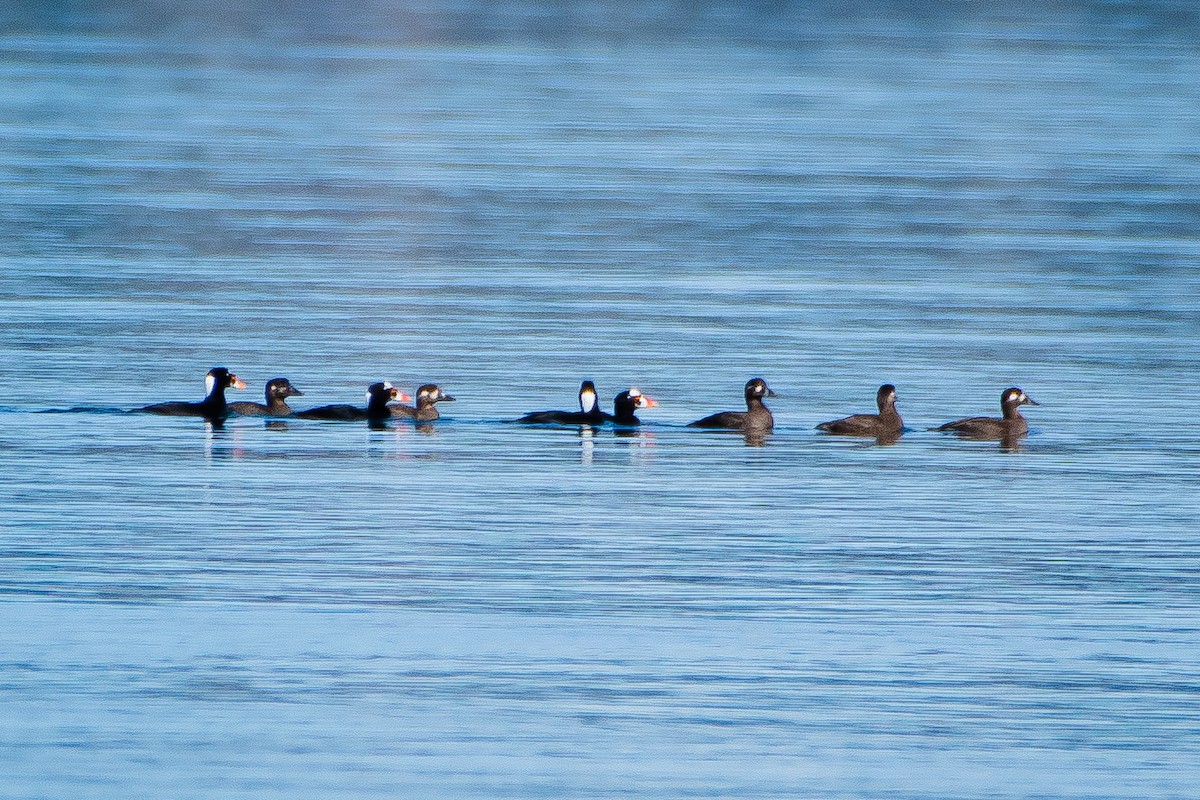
left=2, top=1, right=1200, bottom=799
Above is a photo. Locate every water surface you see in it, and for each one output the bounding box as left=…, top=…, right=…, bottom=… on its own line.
left=2, top=2, right=1199, bottom=798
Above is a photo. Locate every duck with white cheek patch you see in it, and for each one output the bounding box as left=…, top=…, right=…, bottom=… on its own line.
left=933, top=387, right=1040, bottom=439
left=390, top=384, right=455, bottom=422
left=228, top=377, right=304, bottom=417
left=817, top=384, right=903, bottom=439
left=688, top=378, right=777, bottom=433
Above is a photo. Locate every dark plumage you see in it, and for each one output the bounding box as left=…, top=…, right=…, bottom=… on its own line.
left=934, top=387, right=1039, bottom=439
left=228, top=377, right=304, bottom=417
left=688, top=378, right=776, bottom=432
left=516, top=380, right=606, bottom=425
left=139, top=367, right=247, bottom=420
left=603, top=387, right=659, bottom=426
left=294, top=382, right=409, bottom=421
left=390, top=384, right=455, bottom=421
left=817, top=384, right=903, bottom=437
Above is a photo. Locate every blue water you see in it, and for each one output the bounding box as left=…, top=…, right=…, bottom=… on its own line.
left=3, top=2, right=1200, bottom=797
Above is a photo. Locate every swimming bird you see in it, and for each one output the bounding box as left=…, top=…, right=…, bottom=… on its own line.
left=293, top=382, right=411, bottom=422
left=516, top=380, right=606, bottom=425
left=139, top=367, right=247, bottom=420
left=816, top=384, right=903, bottom=438
left=227, top=377, right=304, bottom=417
left=604, top=387, right=659, bottom=426
left=687, top=378, right=776, bottom=433
left=934, top=387, right=1039, bottom=439
left=390, top=384, right=455, bottom=421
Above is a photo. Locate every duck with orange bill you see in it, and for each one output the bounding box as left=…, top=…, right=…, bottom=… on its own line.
left=138, top=367, right=247, bottom=421
left=294, top=382, right=411, bottom=422
left=605, top=387, right=658, bottom=426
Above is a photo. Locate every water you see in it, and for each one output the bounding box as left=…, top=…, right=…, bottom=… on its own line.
left=3, top=2, right=1200, bottom=797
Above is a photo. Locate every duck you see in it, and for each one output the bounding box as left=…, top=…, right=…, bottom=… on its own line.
left=139, top=367, right=247, bottom=420
left=293, top=382, right=411, bottom=422
left=816, top=384, right=903, bottom=437
left=934, top=387, right=1039, bottom=439
left=390, top=384, right=455, bottom=421
left=687, top=378, right=776, bottom=433
left=604, top=387, right=659, bottom=426
left=227, top=377, right=304, bottom=417
left=516, top=380, right=606, bottom=425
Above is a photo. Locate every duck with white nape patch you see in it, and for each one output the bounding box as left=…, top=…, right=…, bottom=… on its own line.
left=516, top=380, right=607, bottom=425
left=604, top=387, right=659, bottom=426
left=138, top=367, right=247, bottom=421
left=933, top=387, right=1040, bottom=440
left=390, top=384, right=455, bottom=422
left=293, top=382, right=411, bottom=422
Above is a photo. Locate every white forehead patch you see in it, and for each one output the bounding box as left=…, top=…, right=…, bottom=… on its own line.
left=205, top=374, right=216, bottom=396
left=629, top=387, right=642, bottom=398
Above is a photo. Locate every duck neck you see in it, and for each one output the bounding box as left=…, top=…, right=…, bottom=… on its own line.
left=367, top=395, right=391, bottom=417
left=612, top=400, right=638, bottom=425
left=1002, top=404, right=1024, bottom=421
left=202, top=385, right=227, bottom=414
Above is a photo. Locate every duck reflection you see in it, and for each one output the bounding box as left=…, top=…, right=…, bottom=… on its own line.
left=202, top=420, right=248, bottom=462
left=999, top=433, right=1026, bottom=453
left=742, top=431, right=769, bottom=447
left=578, top=425, right=596, bottom=465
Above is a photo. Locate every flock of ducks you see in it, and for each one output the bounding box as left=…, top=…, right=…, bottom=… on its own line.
left=137, top=367, right=1041, bottom=444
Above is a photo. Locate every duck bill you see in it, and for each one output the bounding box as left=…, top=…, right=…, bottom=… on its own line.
left=766, top=389, right=778, bottom=398
left=440, top=394, right=456, bottom=402
left=638, top=395, right=659, bottom=408
left=231, top=376, right=248, bottom=390
left=1024, top=395, right=1040, bottom=406
left=395, top=391, right=413, bottom=403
